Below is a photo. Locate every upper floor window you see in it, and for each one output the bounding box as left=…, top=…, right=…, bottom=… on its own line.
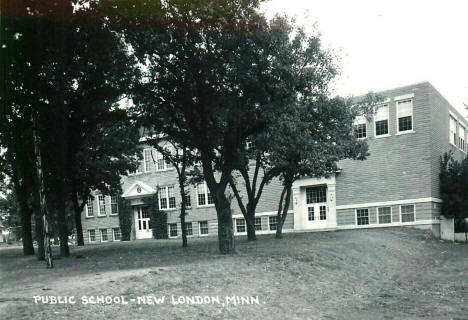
left=158, top=185, right=176, bottom=210
left=110, top=196, right=118, bottom=215
left=353, top=116, right=367, bottom=139
left=155, top=150, right=172, bottom=171
left=449, top=116, right=457, bottom=145
left=85, top=198, right=94, bottom=217
left=246, top=140, right=255, bottom=150
left=459, top=124, right=466, bottom=152
left=374, top=104, right=389, bottom=136
left=98, top=195, right=106, bottom=216
left=306, top=186, right=327, bottom=204
left=143, top=148, right=154, bottom=172
left=197, top=182, right=214, bottom=206
left=396, top=99, right=413, bottom=132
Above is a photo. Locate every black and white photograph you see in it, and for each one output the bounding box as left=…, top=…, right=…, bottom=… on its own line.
left=0, top=0, right=467, bottom=319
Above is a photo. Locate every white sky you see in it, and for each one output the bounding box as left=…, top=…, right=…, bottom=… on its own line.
left=262, top=0, right=468, bottom=116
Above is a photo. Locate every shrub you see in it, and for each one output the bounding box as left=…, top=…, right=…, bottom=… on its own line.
left=118, top=196, right=133, bottom=241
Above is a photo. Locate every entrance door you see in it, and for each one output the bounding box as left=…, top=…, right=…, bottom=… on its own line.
left=135, top=206, right=153, bottom=239
left=305, top=186, right=328, bottom=229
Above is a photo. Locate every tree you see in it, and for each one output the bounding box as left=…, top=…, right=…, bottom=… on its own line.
left=102, top=0, right=335, bottom=253
left=271, top=96, right=372, bottom=238
left=145, top=136, right=197, bottom=247
left=2, top=0, right=141, bottom=253
left=440, top=152, right=468, bottom=232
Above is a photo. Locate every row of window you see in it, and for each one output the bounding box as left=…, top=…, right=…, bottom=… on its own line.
left=235, top=216, right=278, bottom=233
left=354, top=98, right=414, bottom=139
left=88, top=228, right=121, bottom=243
left=449, top=115, right=467, bottom=152
left=131, top=148, right=174, bottom=174
left=355, top=204, right=415, bottom=226
left=158, top=182, right=214, bottom=210
left=86, top=195, right=118, bottom=218
left=168, top=221, right=209, bottom=237
left=168, top=216, right=280, bottom=237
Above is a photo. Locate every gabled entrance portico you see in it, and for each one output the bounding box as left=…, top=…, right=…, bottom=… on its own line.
left=292, top=175, right=337, bottom=231
left=122, top=181, right=156, bottom=239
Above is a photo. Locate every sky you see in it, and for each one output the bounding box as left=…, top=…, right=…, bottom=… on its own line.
left=262, top=0, right=468, bottom=116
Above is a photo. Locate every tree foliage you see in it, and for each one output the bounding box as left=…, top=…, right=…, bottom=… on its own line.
left=440, top=152, right=468, bottom=231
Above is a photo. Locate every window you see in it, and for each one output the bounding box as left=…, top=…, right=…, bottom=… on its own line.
left=199, top=221, right=209, bottom=235
left=88, top=230, right=96, bottom=242
left=185, top=222, right=193, bottom=236
left=197, top=182, right=213, bottom=206
left=110, top=196, right=118, bottom=215
left=236, top=219, right=246, bottom=233
left=374, top=104, right=389, bottom=136
left=169, top=223, right=178, bottom=237
left=153, top=150, right=172, bottom=171
left=113, top=228, right=121, bottom=241
left=356, top=209, right=369, bottom=225
left=141, top=206, right=150, bottom=218
left=98, top=195, right=106, bottom=216
left=449, top=116, right=457, bottom=145
left=100, top=229, right=108, bottom=242
left=319, top=205, right=327, bottom=220
left=183, top=193, right=191, bottom=208
left=254, top=217, right=262, bottom=231
left=306, top=186, right=327, bottom=204
left=397, top=99, right=413, bottom=132
left=86, top=198, right=94, bottom=217
left=459, top=125, right=466, bottom=152
left=246, top=140, right=255, bottom=150
left=269, top=216, right=277, bottom=230
left=159, top=186, right=176, bottom=210
left=401, top=205, right=415, bottom=222
left=378, top=207, right=392, bottom=224
left=353, top=116, right=367, bottom=138
left=143, top=148, right=155, bottom=172
left=308, top=207, right=314, bottom=221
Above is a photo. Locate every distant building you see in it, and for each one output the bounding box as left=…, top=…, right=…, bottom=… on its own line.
left=81, top=82, right=467, bottom=243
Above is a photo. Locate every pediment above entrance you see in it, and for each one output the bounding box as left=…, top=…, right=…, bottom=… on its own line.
left=122, top=181, right=156, bottom=199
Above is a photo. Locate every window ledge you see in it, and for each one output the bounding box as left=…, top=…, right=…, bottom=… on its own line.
left=85, top=216, right=95, bottom=219
left=396, top=130, right=415, bottom=136
left=128, top=172, right=143, bottom=177
left=97, top=215, right=107, bottom=218
left=109, top=213, right=119, bottom=216
left=374, top=134, right=391, bottom=139
left=197, top=204, right=215, bottom=208
left=160, top=208, right=177, bottom=212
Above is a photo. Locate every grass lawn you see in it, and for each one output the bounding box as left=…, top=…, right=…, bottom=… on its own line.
left=0, top=227, right=467, bottom=320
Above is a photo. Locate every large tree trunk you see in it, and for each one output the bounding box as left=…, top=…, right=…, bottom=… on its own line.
left=276, top=183, right=292, bottom=239
left=215, top=192, right=235, bottom=254
left=32, top=181, right=45, bottom=260
left=178, top=172, right=188, bottom=248
left=56, top=199, right=70, bottom=256
left=34, top=212, right=45, bottom=260
left=246, top=205, right=256, bottom=241
left=20, top=205, right=34, bottom=255
left=71, top=192, right=85, bottom=246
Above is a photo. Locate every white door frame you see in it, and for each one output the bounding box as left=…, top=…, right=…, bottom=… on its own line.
left=134, top=206, right=153, bottom=239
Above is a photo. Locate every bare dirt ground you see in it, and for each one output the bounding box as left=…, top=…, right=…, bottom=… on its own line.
left=0, top=228, right=467, bottom=320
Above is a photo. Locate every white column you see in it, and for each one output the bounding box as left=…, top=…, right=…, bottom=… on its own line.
left=292, top=187, right=302, bottom=230
left=327, top=183, right=337, bottom=228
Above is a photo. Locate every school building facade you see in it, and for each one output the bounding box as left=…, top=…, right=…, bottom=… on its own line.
left=80, top=82, right=467, bottom=244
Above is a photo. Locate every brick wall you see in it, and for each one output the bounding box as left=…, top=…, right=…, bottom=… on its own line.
left=429, top=84, right=467, bottom=199
left=336, top=82, right=433, bottom=206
